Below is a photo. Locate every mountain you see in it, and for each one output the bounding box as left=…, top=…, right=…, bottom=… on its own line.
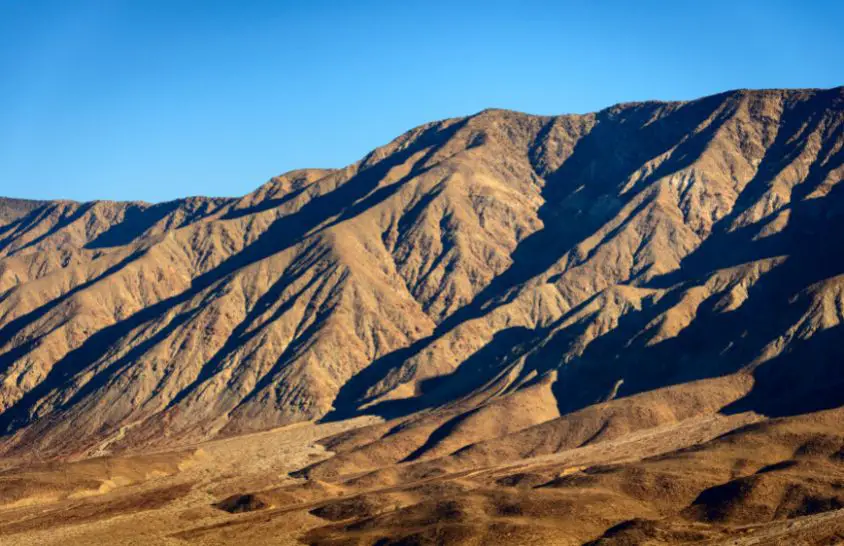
left=0, top=87, right=843, bottom=544
left=1, top=87, right=843, bottom=455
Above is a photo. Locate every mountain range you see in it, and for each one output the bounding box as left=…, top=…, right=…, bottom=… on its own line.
left=1, top=87, right=843, bottom=545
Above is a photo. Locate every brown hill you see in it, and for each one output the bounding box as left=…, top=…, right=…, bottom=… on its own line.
left=1, top=87, right=842, bottom=458
left=0, top=86, right=843, bottom=544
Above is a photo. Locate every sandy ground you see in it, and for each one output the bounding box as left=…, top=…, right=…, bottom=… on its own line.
left=2, top=410, right=842, bottom=546
left=0, top=416, right=381, bottom=545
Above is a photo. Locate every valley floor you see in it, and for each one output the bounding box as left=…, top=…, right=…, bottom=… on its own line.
left=2, top=407, right=842, bottom=545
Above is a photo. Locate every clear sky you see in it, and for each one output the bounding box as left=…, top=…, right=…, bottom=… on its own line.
left=1, top=1, right=842, bottom=202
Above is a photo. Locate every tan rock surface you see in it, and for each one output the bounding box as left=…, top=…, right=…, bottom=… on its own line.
left=0, top=87, right=843, bottom=544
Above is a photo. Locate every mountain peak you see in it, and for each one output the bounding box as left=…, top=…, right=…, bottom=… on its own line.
left=0, top=87, right=841, bottom=459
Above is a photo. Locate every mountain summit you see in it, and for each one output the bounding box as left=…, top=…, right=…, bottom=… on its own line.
left=1, top=88, right=842, bottom=459
left=1, top=87, right=844, bottom=545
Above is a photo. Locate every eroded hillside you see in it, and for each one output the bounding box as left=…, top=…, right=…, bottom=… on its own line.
left=0, top=87, right=842, bottom=462
left=1, top=87, right=843, bottom=546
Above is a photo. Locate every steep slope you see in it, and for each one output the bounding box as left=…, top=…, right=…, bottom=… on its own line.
left=0, top=198, right=45, bottom=227
left=0, top=87, right=842, bottom=461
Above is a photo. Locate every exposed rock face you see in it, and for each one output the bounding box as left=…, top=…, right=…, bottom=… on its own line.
left=0, top=87, right=842, bottom=457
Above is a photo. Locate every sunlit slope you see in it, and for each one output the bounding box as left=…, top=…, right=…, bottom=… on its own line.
left=0, top=87, right=841, bottom=458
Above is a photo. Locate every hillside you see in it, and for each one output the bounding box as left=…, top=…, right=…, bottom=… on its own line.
left=0, top=86, right=842, bottom=545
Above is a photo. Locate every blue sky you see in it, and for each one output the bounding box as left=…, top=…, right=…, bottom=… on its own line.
left=1, top=1, right=842, bottom=202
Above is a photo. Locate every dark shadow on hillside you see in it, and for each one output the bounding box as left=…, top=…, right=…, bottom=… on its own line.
left=400, top=406, right=483, bottom=463
left=221, top=186, right=311, bottom=220
left=6, top=203, right=96, bottom=256
left=0, top=216, right=23, bottom=239
left=721, top=324, right=844, bottom=417
left=86, top=202, right=181, bottom=248
left=325, top=327, right=533, bottom=422
left=0, top=204, right=55, bottom=244
left=0, top=200, right=51, bottom=240
left=0, top=250, right=146, bottom=376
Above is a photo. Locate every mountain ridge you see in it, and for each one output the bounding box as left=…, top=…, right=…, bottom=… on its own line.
left=2, top=86, right=844, bottom=546
left=0, top=86, right=842, bottom=462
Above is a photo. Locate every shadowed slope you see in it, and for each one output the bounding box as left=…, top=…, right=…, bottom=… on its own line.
left=0, top=87, right=841, bottom=459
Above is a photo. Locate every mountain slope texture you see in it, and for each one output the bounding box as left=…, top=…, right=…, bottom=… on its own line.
left=1, top=87, right=843, bottom=545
